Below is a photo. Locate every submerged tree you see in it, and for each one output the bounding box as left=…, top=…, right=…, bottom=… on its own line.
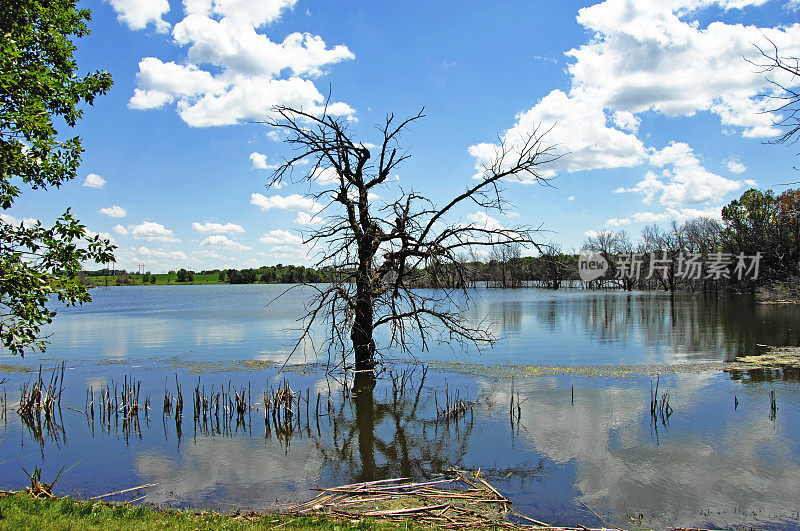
left=0, top=0, right=114, bottom=355
left=264, top=107, right=558, bottom=371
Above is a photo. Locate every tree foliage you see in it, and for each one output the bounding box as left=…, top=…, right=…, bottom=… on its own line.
left=0, top=0, right=114, bottom=355
left=722, top=188, right=800, bottom=280
left=176, top=268, right=194, bottom=282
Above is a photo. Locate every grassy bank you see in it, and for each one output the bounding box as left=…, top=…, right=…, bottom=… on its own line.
left=86, top=273, right=224, bottom=286
left=0, top=492, right=424, bottom=530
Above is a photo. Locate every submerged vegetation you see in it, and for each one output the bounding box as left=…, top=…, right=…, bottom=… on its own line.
left=2, top=356, right=798, bottom=529
left=0, top=365, right=605, bottom=529
left=725, top=345, right=800, bottom=370
left=6, top=357, right=792, bottom=457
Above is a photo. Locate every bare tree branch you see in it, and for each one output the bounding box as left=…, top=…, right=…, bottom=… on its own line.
left=257, top=106, right=557, bottom=371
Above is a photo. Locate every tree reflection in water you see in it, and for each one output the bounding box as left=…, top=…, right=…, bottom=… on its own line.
left=310, top=367, right=474, bottom=482
left=518, top=291, right=800, bottom=362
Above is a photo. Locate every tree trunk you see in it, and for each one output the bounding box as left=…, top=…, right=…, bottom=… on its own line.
left=351, top=300, right=376, bottom=371
left=352, top=243, right=376, bottom=371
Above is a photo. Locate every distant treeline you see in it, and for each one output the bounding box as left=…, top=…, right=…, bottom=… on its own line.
left=221, top=264, right=341, bottom=284
left=82, top=187, right=800, bottom=295
left=457, top=187, right=800, bottom=295
left=80, top=264, right=341, bottom=286
left=80, top=259, right=582, bottom=288
left=576, top=187, right=800, bottom=295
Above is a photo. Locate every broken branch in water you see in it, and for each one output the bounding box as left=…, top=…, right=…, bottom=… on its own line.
left=89, top=482, right=158, bottom=500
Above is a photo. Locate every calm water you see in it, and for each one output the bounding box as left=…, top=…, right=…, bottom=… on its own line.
left=1, top=285, right=799, bottom=530
left=18, top=284, right=800, bottom=365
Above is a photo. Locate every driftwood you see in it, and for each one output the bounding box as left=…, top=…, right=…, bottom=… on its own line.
left=280, top=469, right=606, bottom=530
left=89, top=482, right=158, bottom=500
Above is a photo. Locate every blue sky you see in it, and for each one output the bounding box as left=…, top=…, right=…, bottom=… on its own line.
left=7, top=0, right=800, bottom=271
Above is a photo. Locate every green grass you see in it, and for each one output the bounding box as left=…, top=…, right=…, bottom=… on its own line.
left=88, top=273, right=225, bottom=286
left=0, top=492, right=421, bottom=530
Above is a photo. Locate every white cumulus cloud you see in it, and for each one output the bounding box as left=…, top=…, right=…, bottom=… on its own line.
left=127, top=0, right=354, bottom=127
left=136, top=246, right=188, bottom=260
left=725, top=159, right=747, bottom=174
left=607, top=205, right=723, bottom=226
left=616, top=142, right=743, bottom=207
left=129, top=58, right=226, bottom=110
left=464, top=211, right=505, bottom=231
left=468, top=88, right=646, bottom=181
left=294, top=212, right=323, bottom=225
left=468, top=0, right=800, bottom=193
left=186, top=0, right=298, bottom=27
left=568, top=0, right=800, bottom=136
left=250, top=193, right=324, bottom=213
left=85, top=229, right=115, bottom=243
left=83, top=173, right=106, bottom=189
left=192, top=221, right=245, bottom=234
left=99, top=205, right=127, bottom=218
left=129, top=221, right=180, bottom=242
left=200, top=234, right=251, bottom=250
left=0, top=214, right=38, bottom=228
left=250, top=152, right=279, bottom=170
left=259, top=229, right=303, bottom=245
left=105, top=0, right=170, bottom=33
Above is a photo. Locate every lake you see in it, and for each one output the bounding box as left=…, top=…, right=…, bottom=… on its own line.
left=23, top=284, right=800, bottom=365
left=1, top=285, right=799, bottom=529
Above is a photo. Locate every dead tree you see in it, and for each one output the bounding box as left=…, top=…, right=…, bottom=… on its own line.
left=583, top=230, right=629, bottom=289
left=539, top=242, right=568, bottom=290
left=263, top=106, right=559, bottom=372
left=750, top=38, right=800, bottom=185
left=751, top=39, right=800, bottom=150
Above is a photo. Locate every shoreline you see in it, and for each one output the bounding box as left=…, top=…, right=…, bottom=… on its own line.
left=756, top=280, right=800, bottom=305
left=0, top=490, right=602, bottom=531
